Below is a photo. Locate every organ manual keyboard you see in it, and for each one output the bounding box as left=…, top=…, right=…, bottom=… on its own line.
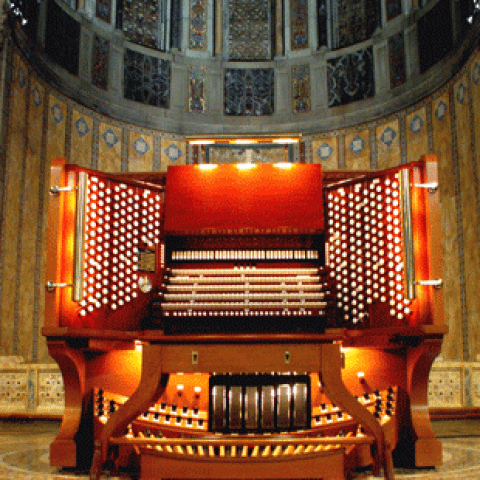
left=43, top=156, right=446, bottom=480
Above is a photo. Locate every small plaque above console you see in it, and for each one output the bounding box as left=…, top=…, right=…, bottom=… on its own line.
left=164, top=164, right=324, bottom=236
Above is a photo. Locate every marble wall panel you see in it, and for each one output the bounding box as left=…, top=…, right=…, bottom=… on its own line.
left=440, top=197, right=464, bottom=360
left=376, top=119, right=400, bottom=170
left=160, top=139, right=186, bottom=171
left=71, top=109, right=93, bottom=168
left=432, top=93, right=462, bottom=360
left=344, top=129, right=371, bottom=170
left=472, top=53, right=480, bottom=200
left=98, top=122, right=122, bottom=172
left=1, top=55, right=27, bottom=356
left=17, top=79, right=44, bottom=359
left=406, top=107, right=428, bottom=162
left=128, top=131, right=154, bottom=172
left=453, top=76, right=480, bottom=360
left=470, top=366, right=480, bottom=407
left=311, top=137, right=338, bottom=169
left=47, top=95, right=66, bottom=161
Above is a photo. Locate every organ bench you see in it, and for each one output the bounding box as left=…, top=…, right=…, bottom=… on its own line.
left=43, top=156, right=446, bottom=479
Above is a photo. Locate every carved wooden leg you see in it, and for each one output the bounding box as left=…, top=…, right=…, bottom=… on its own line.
left=47, top=339, right=86, bottom=468
left=319, top=344, right=394, bottom=480
left=90, top=343, right=169, bottom=480
left=405, top=339, right=443, bottom=467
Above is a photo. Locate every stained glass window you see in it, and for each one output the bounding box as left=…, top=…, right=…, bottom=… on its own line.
left=225, top=0, right=273, bottom=60
left=327, top=47, right=374, bottom=106
left=224, top=68, right=274, bottom=116
left=122, top=0, right=170, bottom=51
left=124, top=49, right=171, bottom=108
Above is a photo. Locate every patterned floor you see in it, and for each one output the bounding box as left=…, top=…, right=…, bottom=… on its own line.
left=1, top=420, right=480, bottom=479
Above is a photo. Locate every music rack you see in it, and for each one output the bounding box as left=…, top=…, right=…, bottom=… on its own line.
left=43, top=156, right=446, bottom=480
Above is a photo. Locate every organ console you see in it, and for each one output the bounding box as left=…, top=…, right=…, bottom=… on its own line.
left=43, top=155, right=446, bottom=480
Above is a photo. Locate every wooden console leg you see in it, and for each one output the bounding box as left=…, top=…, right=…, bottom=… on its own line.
left=47, top=340, right=87, bottom=468
left=405, top=339, right=443, bottom=468
left=90, top=343, right=169, bottom=480
left=319, top=344, right=394, bottom=480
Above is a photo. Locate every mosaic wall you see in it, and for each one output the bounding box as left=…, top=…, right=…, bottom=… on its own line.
left=292, top=64, right=311, bottom=113
left=189, top=0, right=207, bottom=50
left=224, top=68, right=274, bottom=116
left=290, top=0, right=309, bottom=50
left=389, top=32, right=406, bottom=89
left=124, top=49, right=171, bottom=108
left=92, top=35, right=109, bottom=91
left=2, top=43, right=480, bottom=368
left=122, top=0, right=169, bottom=51
left=96, top=0, right=111, bottom=22
left=333, top=0, right=378, bottom=49
left=226, top=0, right=272, bottom=60
left=327, top=47, right=374, bottom=107
left=189, top=65, right=206, bottom=113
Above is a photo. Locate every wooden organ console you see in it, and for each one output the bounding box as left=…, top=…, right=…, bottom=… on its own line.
left=43, top=156, right=446, bottom=480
